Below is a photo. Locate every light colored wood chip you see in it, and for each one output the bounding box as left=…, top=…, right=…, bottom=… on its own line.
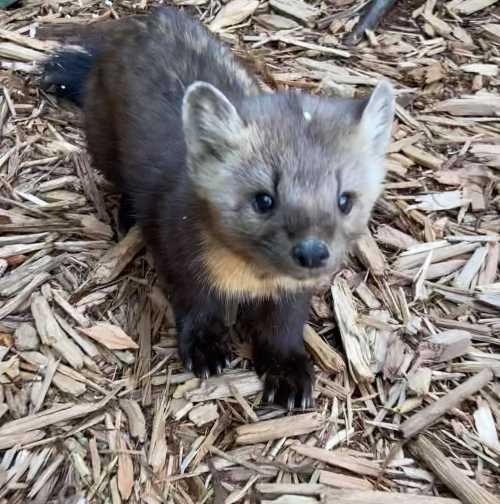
left=79, top=323, right=139, bottom=350
left=318, top=470, right=373, bottom=490
left=332, top=278, right=374, bottom=383
left=209, top=0, right=259, bottom=31
left=353, top=232, right=386, bottom=275
left=304, top=324, right=345, bottom=373
left=185, top=371, right=263, bottom=402
left=473, top=398, right=500, bottom=451
left=421, top=330, right=472, bottom=363
left=290, top=444, right=381, bottom=477
left=188, top=402, right=219, bottom=427
left=402, top=145, right=443, bottom=170
left=0, top=430, right=45, bottom=450
left=400, top=368, right=493, bottom=439
left=235, top=412, right=325, bottom=444
left=376, top=224, right=419, bottom=250
left=407, top=367, right=432, bottom=396
left=452, top=0, right=498, bottom=15
left=31, top=293, right=84, bottom=369
left=14, top=322, right=40, bottom=351
left=434, top=94, right=500, bottom=116
left=0, top=42, right=47, bottom=61
left=453, top=246, right=487, bottom=288
left=411, top=435, right=499, bottom=504
left=410, top=191, right=467, bottom=212
left=255, top=14, right=300, bottom=30
left=52, top=290, right=90, bottom=327
left=460, top=64, right=498, bottom=76
left=89, top=226, right=144, bottom=285
left=269, top=0, right=320, bottom=24
left=117, top=434, right=134, bottom=500
left=119, top=399, right=146, bottom=442
left=394, top=242, right=479, bottom=271
left=0, top=272, right=50, bottom=320
left=0, top=393, right=114, bottom=435
left=258, top=485, right=460, bottom=503
left=483, top=23, right=500, bottom=43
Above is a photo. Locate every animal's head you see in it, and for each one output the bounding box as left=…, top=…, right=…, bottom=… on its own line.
left=182, top=80, right=395, bottom=282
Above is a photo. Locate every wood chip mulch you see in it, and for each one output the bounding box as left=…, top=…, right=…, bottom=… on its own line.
left=1, top=0, right=500, bottom=502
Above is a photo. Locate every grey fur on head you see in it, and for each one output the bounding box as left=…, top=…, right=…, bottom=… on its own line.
left=181, top=79, right=395, bottom=284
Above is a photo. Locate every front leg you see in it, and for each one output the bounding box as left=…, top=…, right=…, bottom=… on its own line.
left=173, top=291, right=232, bottom=379
left=242, top=291, right=314, bottom=410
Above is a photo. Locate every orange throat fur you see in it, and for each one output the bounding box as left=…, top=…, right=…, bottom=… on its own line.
left=200, top=232, right=323, bottom=300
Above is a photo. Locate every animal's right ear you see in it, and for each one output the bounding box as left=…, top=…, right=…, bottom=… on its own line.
left=182, top=81, right=243, bottom=165
left=359, top=80, right=395, bottom=157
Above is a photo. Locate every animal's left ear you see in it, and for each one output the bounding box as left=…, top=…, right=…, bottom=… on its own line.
left=182, top=81, right=243, bottom=166
left=359, top=81, right=395, bottom=156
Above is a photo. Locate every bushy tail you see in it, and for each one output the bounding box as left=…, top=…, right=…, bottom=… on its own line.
left=40, top=46, right=99, bottom=107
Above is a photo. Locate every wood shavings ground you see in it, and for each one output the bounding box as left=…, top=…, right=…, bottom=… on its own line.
left=0, top=0, right=499, bottom=502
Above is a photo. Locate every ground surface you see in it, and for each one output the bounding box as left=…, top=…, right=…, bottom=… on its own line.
left=1, top=0, right=500, bottom=502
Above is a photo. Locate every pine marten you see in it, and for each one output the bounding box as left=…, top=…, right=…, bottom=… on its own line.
left=41, top=6, right=395, bottom=409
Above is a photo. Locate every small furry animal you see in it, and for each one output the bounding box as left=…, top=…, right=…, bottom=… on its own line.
left=41, top=6, right=395, bottom=409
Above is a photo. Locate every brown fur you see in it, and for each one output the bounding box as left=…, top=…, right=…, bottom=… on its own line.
left=40, top=5, right=395, bottom=409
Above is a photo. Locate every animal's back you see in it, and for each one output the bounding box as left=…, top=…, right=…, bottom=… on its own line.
left=82, top=7, right=259, bottom=196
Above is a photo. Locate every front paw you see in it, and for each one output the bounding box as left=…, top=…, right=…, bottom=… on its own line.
left=178, top=319, right=231, bottom=379
left=255, top=351, right=314, bottom=410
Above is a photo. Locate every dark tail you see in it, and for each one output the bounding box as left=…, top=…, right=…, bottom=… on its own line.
left=40, top=46, right=99, bottom=107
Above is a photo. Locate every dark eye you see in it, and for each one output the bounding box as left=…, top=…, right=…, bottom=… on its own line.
left=253, top=193, right=274, bottom=213
left=338, top=192, right=353, bottom=214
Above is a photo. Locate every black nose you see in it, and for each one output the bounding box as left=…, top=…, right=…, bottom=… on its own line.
left=291, top=239, right=330, bottom=269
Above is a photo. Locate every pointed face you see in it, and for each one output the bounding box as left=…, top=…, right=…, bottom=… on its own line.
left=182, top=81, right=395, bottom=282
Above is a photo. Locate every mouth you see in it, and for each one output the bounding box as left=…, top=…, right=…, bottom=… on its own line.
left=286, top=264, right=335, bottom=281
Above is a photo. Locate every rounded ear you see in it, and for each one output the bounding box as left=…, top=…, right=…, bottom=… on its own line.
left=182, top=81, right=243, bottom=164
left=359, top=80, right=395, bottom=156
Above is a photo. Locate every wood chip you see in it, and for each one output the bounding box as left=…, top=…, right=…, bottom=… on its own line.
left=1, top=3, right=499, bottom=501
left=89, top=226, right=144, bottom=285
left=332, top=278, right=374, bottom=383
left=14, top=322, right=40, bottom=351
left=290, top=444, right=381, bottom=478
left=269, top=0, right=320, bottom=25
left=119, top=399, right=146, bottom=442
left=209, top=0, right=259, bottom=31
left=235, top=412, right=324, bottom=444
left=451, top=0, right=498, bottom=15
left=303, top=324, right=345, bottom=373
left=421, top=330, right=472, bottom=363
left=31, top=293, right=84, bottom=369
left=434, top=95, right=500, bottom=116
left=353, top=232, right=386, bottom=275
left=411, top=435, right=499, bottom=504
left=79, top=324, right=139, bottom=350
left=188, top=402, right=219, bottom=426
left=185, top=371, right=263, bottom=402
left=400, top=368, right=493, bottom=439
left=318, top=470, right=374, bottom=490
left=473, top=398, right=500, bottom=451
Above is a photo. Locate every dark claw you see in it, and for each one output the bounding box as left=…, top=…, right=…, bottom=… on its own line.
left=256, top=351, right=314, bottom=410
left=177, top=318, right=231, bottom=380
left=265, top=388, right=275, bottom=405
